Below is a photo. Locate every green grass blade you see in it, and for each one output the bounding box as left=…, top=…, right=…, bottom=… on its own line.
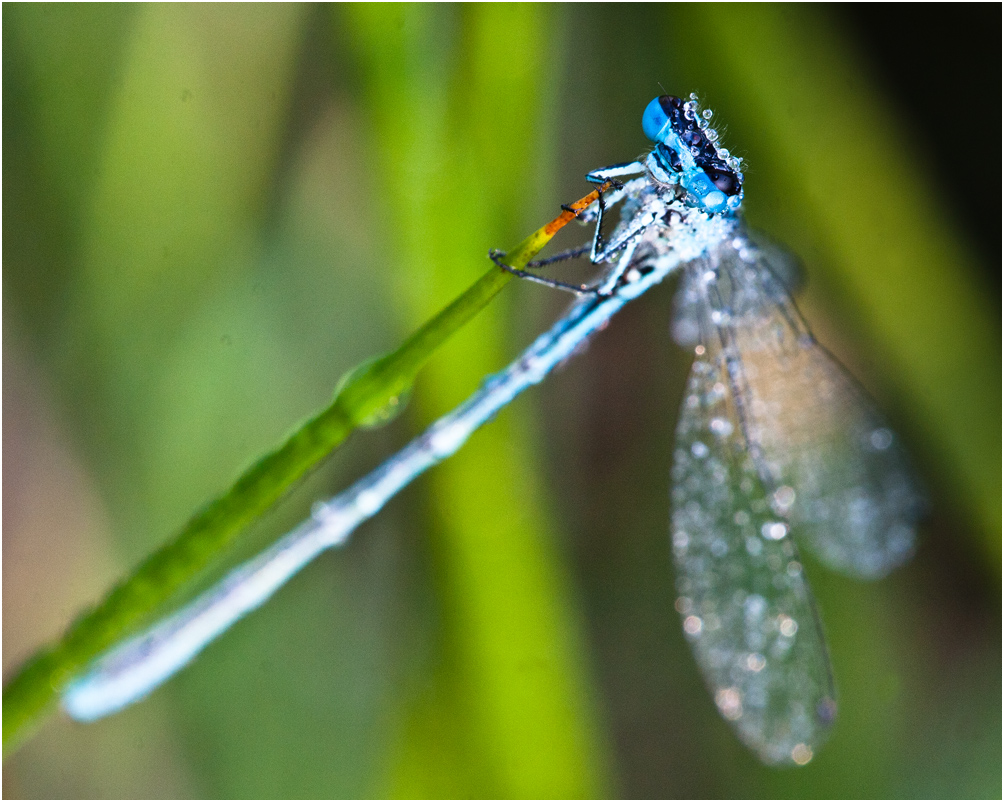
left=0, top=178, right=589, bottom=758
left=342, top=5, right=612, bottom=796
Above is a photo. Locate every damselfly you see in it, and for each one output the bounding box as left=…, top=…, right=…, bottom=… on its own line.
left=63, top=93, right=924, bottom=767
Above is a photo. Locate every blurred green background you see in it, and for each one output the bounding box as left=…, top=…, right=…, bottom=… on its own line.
left=3, top=4, right=999, bottom=798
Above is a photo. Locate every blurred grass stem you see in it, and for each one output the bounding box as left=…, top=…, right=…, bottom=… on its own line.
left=1, top=193, right=599, bottom=757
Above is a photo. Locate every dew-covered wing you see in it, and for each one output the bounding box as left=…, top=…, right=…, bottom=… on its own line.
left=675, top=238, right=926, bottom=579
left=671, top=345, right=836, bottom=766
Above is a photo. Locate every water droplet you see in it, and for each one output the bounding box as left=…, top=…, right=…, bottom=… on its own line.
left=745, top=652, right=766, bottom=672
left=683, top=615, right=703, bottom=635
left=710, top=417, right=734, bottom=437
left=716, top=687, right=743, bottom=720
left=791, top=743, right=813, bottom=765
left=778, top=615, right=798, bottom=637
left=870, top=427, right=893, bottom=450
left=355, top=489, right=381, bottom=516
left=771, top=485, right=796, bottom=513
left=360, top=388, right=411, bottom=428
left=334, top=356, right=414, bottom=429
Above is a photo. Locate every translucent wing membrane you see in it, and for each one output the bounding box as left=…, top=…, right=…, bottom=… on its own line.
left=672, top=343, right=836, bottom=766
left=673, top=236, right=925, bottom=579
left=670, top=233, right=925, bottom=763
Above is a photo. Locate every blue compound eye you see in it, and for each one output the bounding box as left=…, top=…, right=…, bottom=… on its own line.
left=642, top=95, right=682, bottom=143
left=643, top=92, right=744, bottom=212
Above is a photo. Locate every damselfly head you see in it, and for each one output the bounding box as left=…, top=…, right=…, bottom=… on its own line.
left=642, top=94, right=744, bottom=214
